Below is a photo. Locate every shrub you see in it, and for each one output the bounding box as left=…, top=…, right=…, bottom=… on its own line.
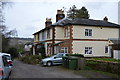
left=20, top=55, right=43, bottom=65
left=69, top=53, right=84, bottom=57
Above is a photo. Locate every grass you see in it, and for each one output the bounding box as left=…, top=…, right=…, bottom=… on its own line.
left=74, top=70, right=119, bottom=78
left=59, top=65, right=119, bottom=78
left=90, top=58, right=120, bottom=62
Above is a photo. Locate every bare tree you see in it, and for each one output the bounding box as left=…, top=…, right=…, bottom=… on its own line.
left=0, top=1, right=16, bottom=52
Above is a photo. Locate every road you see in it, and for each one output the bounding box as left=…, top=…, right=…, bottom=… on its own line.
left=10, top=60, right=85, bottom=78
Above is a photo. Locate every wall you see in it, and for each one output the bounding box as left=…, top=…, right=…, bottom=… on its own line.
left=55, top=27, right=64, bottom=39
left=72, top=25, right=119, bottom=57
left=73, top=25, right=119, bottom=39
left=72, top=41, right=110, bottom=57
left=55, top=26, right=69, bottom=39
left=113, top=50, right=120, bottom=60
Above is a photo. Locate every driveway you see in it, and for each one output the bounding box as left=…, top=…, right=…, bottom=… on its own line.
left=10, top=60, right=85, bottom=78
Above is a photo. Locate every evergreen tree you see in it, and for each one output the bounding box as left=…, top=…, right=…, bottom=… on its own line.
left=67, top=5, right=90, bottom=19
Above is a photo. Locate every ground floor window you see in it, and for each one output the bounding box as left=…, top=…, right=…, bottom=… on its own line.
left=61, top=47, right=68, bottom=53
left=85, top=47, right=92, bottom=54
left=105, top=46, right=108, bottom=53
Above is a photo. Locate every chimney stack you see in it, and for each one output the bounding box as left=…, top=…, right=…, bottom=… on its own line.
left=45, top=18, right=52, bottom=27
left=56, top=9, right=65, bottom=22
left=103, top=16, right=108, bottom=22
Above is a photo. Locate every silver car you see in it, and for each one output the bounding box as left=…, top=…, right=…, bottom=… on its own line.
left=41, top=53, right=68, bottom=66
left=0, top=53, right=13, bottom=80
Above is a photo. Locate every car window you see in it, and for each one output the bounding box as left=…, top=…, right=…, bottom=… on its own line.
left=56, top=54, right=63, bottom=58
left=2, top=56, right=9, bottom=67
left=4, top=55, right=11, bottom=60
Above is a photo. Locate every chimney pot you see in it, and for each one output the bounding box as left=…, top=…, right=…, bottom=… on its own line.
left=56, top=9, right=65, bottom=22
left=103, top=16, right=108, bottom=21
left=45, top=18, right=52, bottom=27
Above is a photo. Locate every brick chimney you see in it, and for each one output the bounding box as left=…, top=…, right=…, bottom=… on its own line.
left=103, top=16, right=108, bottom=22
left=56, top=9, right=65, bottom=22
left=45, top=18, right=52, bottom=27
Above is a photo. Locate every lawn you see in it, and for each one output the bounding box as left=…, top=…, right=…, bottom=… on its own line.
left=59, top=66, right=119, bottom=78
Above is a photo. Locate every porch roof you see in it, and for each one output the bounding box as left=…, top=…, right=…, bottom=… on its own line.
left=54, top=41, right=64, bottom=46
left=109, top=38, right=120, bottom=44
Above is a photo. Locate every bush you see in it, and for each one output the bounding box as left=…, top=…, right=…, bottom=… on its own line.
left=69, top=53, right=84, bottom=57
left=86, top=60, right=120, bottom=74
left=20, top=55, right=43, bottom=65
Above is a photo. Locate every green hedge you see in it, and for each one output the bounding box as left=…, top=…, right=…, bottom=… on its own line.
left=20, top=55, right=42, bottom=65
left=86, top=60, right=120, bottom=75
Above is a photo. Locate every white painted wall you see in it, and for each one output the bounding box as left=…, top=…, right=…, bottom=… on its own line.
left=72, top=41, right=110, bottom=57
left=55, top=27, right=64, bottom=39
left=113, top=50, right=120, bottom=60
left=73, top=25, right=119, bottom=39
left=55, top=26, right=69, bottom=39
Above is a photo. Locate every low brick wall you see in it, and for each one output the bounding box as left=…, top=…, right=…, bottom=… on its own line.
left=86, top=59, right=120, bottom=75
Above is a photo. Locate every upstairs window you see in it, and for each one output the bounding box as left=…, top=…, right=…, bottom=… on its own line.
left=34, top=35, right=38, bottom=41
left=65, top=27, right=69, bottom=37
left=47, top=29, right=50, bottom=39
left=42, top=32, right=45, bottom=40
left=85, top=47, right=92, bottom=54
left=85, top=29, right=92, bottom=36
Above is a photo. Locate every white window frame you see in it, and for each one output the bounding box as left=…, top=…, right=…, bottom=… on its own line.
left=61, top=47, right=68, bottom=53
left=85, top=47, right=92, bottom=54
left=85, top=29, right=92, bottom=36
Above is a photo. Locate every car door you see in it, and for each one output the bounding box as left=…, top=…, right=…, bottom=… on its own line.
left=52, top=54, right=63, bottom=64
left=2, top=56, right=10, bottom=78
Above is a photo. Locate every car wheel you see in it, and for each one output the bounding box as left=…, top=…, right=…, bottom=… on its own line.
left=47, top=61, right=52, bottom=67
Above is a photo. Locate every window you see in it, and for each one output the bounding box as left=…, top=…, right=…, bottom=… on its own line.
left=85, top=29, right=92, bottom=36
left=61, top=47, right=68, bottom=53
left=65, top=28, right=69, bottom=37
left=34, top=34, right=38, bottom=41
left=2, top=56, right=9, bottom=66
left=47, top=29, right=50, bottom=39
left=42, top=32, right=44, bottom=40
left=105, top=46, right=108, bottom=53
left=56, top=53, right=63, bottom=58
left=85, top=47, right=92, bottom=54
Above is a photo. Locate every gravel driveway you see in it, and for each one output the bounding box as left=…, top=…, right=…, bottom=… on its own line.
left=10, top=60, right=85, bottom=78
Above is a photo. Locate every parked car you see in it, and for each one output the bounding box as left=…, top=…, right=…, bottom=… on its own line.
left=41, top=53, right=68, bottom=66
left=0, top=53, right=13, bottom=80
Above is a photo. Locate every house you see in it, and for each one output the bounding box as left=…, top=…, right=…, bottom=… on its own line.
left=33, top=9, right=120, bottom=57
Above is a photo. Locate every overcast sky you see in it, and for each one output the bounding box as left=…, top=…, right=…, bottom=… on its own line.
left=3, top=0, right=119, bottom=38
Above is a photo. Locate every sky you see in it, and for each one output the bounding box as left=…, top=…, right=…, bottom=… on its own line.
left=2, top=0, right=120, bottom=38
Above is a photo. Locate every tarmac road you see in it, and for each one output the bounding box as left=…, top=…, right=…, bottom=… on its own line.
left=10, top=60, right=85, bottom=78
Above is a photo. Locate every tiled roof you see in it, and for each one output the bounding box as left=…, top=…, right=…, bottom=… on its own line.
left=33, top=18, right=120, bottom=35
left=52, top=18, right=120, bottom=28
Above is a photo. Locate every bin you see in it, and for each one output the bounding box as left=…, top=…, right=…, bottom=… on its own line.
left=62, top=56, right=69, bottom=68
left=68, top=57, right=78, bottom=70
